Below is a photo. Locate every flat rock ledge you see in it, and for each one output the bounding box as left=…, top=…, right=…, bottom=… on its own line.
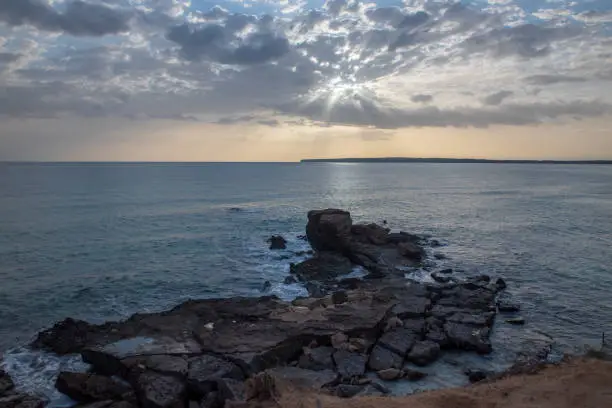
left=29, top=209, right=512, bottom=408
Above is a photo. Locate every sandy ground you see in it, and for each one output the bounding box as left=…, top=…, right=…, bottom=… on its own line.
left=259, top=357, right=612, bottom=408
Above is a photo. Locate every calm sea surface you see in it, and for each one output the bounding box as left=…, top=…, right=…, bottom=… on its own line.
left=1, top=162, right=611, bottom=401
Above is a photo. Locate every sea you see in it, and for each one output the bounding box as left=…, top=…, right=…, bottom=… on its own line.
left=1, top=162, right=611, bottom=403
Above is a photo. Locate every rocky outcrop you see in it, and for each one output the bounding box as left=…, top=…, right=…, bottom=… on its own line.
left=267, top=236, right=287, bottom=250
left=29, top=209, right=513, bottom=407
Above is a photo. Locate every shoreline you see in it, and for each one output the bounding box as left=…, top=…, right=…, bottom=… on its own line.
left=0, top=209, right=579, bottom=408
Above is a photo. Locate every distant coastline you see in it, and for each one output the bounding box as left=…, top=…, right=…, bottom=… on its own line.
left=301, top=157, right=612, bottom=164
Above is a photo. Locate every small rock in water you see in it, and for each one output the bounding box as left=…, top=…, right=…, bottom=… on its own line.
left=497, top=294, right=521, bottom=312
left=431, top=272, right=452, bottom=284
left=433, top=252, right=447, bottom=260
left=283, top=276, right=297, bottom=285
left=496, top=277, right=507, bottom=291
left=403, top=368, right=428, bottom=382
left=331, top=290, right=349, bottom=305
left=260, top=281, right=272, bottom=293
left=464, top=369, right=489, bottom=383
left=506, top=317, right=526, bottom=325
left=438, top=268, right=453, bottom=274
left=297, top=235, right=308, bottom=241
left=430, top=239, right=442, bottom=247
left=267, top=236, right=287, bottom=250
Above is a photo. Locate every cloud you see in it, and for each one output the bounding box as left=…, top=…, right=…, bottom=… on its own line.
left=166, top=23, right=290, bottom=65
left=483, top=90, right=514, bottom=106
left=0, top=0, right=131, bottom=36
left=525, top=74, right=587, bottom=85
left=411, top=94, right=434, bottom=103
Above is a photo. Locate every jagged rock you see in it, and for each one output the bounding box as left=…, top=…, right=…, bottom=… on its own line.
left=397, top=242, right=425, bottom=261
left=376, top=368, right=402, bottom=381
left=0, top=370, right=15, bottom=395
left=33, top=318, right=105, bottom=355
left=444, top=322, right=492, bottom=354
left=333, top=350, right=367, bottom=378
left=290, top=253, right=353, bottom=282
left=368, top=345, right=403, bottom=371
left=351, top=224, right=389, bottom=246
left=121, top=355, right=188, bottom=378
left=55, top=372, right=133, bottom=403
left=266, top=367, right=336, bottom=391
left=187, top=355, right=244, bottom=395
left=306, top=209, right=353, bottom=252
left=335, top=384, right=364, bottom=398
left=406, top=340, right=441, bottom=366
left=82, top=337, right=201, bottom=377
left=298, top=347, right=335, bottom=371
left=403, top=368, right=428, bottom=381
left=402, top=318, right=426, bottom=336
left=267, top=236, right=287, bottom=250
left=132, top=371, right=186, bottom=408
left=331, top=291, right=348, bottom=305
left=506, top=317, right=526, bottom=325
left=378, top=328, right=418, bottom=356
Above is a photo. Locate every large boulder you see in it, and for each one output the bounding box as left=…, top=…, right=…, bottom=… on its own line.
left=306, top=209, right=353, bottom=252
left=55, top=372, right=133, bottom=403
left=298, top=347, right=335, bottom=371
left=332, top=350, right=367, bottom=379
left=187, top=355, right=244, bottom=396
left=267, top=236, right=287, bottom=250
left=406, top=340, right=441, bottom=366
left=368, top=345, right=403, bottom=372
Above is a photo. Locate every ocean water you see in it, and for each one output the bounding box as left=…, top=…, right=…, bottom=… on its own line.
left=1, top=162, right=611, bottom=401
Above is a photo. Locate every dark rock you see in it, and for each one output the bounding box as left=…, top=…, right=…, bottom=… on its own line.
left=465, top=369, right=489, bottom=383
left=133, top=371, right=186, bottom=408
left=397, top=242, right=425, bottom=261
left=386, top=232, right=420, bottom=245
left=351, top=224, right=389, bottom=246
left=446, top=311, right=495, bottom=327
left=390, top=296, right=430, bottom=319
left=495, top=278, right=507, bottom=291
left=497, top=294, right=521, bottom=313
left=298, top=347, right=335, bottom=371
left=431, top=272, right=452, bottom=284
left=266, top=367, right=336, bottom=390
left=304, top=282, right=326, bottom=298
left=335, top=384, right=364, bottom=398
left=473, top=275, right=491, bottom=283
left=331, top=291, right=349, bottom=305
left=433, top=252, right=446, bottom=260
left=267, top=236, right=287, bottom=250
left=438, top=268, right=453, bottom=274
left=376, top=368, right=402, bottom=381
left=55, top=372, right=133, bottom=403
left=337, top=278, right=362, bottom=290
left=33, top=317, right=102, bottom=355
left=0, top=395, right=46, bottom=408
left=215, top=378, right=245, bottom=403
left=430, top=239, right=442, bottom=247
left=0, top=370, right=15, bottom=395
left=444, top=322, right=492, bottom=354
left=306, top=209, right=353, bottom=252
left=330, top=332, right=348, bottom=349
left=283, top=276, right=297, bottom=285
left=347, top=337, right=372, bottom=354
left=121, top=355, right=188, bottom=378
left=187, top=355, right=244, bottom=396
left=506, top=317, right=526, bottom=325
left=368, top=345, right=404, bottom=371
left=378, top=328, right=418, bottom=356
left=82, top=337, right=201, bottom=377
left=406, top=340, right=440, bottom=366
left=199, top=392, right=220, bottom=408
left=333, top=350, right=367, bottom=378
left=425, top=318, right=448, bottom=346
left=297, top=235, right=308, bottom=241
left=403, top=368, right=428, bottom=381
left=290, top=252, right=353, bottom=282
left=260, top=281, right=272, bottom=293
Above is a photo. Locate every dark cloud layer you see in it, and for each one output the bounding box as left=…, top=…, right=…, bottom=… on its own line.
left=0, top=0, right=131, bottom=36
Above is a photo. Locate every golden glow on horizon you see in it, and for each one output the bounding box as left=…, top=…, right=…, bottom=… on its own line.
left=1, top=117, right=611, bottom=161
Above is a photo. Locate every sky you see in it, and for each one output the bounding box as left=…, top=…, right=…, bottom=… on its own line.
left=0, top=0, right=611, bottom=161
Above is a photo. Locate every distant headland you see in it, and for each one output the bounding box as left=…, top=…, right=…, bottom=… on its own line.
left=301, top=157, right=612, bottom=164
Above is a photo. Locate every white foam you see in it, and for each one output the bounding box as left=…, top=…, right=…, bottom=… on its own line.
left=1, top=347, right=89, bottom=407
